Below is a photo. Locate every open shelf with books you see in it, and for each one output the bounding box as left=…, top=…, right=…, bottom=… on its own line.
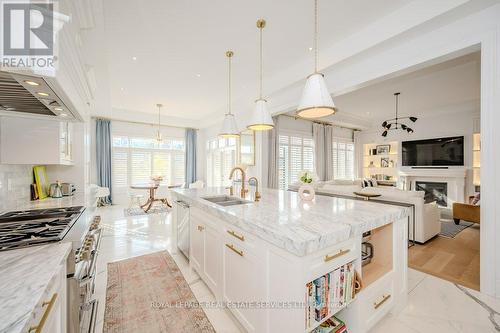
left=363, top=141, right=399, bottom=182
left=305, top=261, right=358, bottom=332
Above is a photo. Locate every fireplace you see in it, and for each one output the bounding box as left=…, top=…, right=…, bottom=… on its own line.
left=416, top=181, right=448, bottom=207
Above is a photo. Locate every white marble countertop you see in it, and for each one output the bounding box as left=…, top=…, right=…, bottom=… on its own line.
left=0, top=193, right=90, bottom=215
left=172, top=187, right=410, bottom=256
left=0, top=243, right=72, bottom=333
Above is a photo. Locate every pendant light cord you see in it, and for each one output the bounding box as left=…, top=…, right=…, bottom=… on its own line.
left=227, top=51, right=233, bottom=115
left=259, top=22, right=263, bottom=99
left=314, top=0, right=318, bottom=73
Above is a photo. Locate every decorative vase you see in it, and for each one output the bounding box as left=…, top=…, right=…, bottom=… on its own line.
left=298, top=184, right=315, bottom=201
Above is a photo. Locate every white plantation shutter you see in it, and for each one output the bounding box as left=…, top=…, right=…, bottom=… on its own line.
left=111, top=136, right=186, bottom=193
left=332, top=138, right=355, bottom=180
left=131, top=151, right=152, bottom=184
left=278, top=133, right=315, bottom=189
left=206, top=138, right=238, bottom=187
left=112, top=149, right=128, bottom=188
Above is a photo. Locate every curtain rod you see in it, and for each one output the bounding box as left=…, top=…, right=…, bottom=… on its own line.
left=280, top=114, right=361, bottom=131
left=91, top=116, right=198, bottom=130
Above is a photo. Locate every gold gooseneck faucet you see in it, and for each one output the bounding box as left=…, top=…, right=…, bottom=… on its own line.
left=229, top=166, right=248, bottom=199
left=248, top=177, right=261, bottom=202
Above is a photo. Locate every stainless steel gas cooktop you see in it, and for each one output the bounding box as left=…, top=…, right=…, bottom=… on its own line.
left=0, top=206, right=85, bottom=251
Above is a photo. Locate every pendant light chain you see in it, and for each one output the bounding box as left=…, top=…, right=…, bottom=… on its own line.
left=314, top=0, right=318, bottom=73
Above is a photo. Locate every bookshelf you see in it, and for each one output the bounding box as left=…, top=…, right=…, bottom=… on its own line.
left=473, top=133, right=480, bottom=187
left=362, top=141, right=398, bottom=183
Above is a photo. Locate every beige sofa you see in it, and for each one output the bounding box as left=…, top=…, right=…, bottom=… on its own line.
left=289, top=180, right=441, bottom=243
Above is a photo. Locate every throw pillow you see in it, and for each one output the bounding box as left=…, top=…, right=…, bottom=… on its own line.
left=472, top=192, right=480, bottom=205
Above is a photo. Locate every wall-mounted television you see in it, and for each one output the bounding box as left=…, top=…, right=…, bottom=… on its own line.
left=402, top=136, right=464, bottom=166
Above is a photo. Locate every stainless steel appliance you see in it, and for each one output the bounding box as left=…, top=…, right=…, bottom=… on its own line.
left=49, top=182, right=63, bottom=198
left=0, top=206, right=102, bottom=333
left=176, top=200, right=190, bottom=260
left=62, top=183, right=76, bottom=196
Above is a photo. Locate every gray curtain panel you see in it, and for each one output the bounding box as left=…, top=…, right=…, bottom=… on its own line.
left=267, top=116, right=280, bottom=189
left=185, top=128, right=197, bottom=187
left=96, top=119, right=112, bottom=204
left=313, top=122, right=334, bottom=181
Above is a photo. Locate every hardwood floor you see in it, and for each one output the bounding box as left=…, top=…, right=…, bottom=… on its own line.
left=408, top=224, right=480, bottom=290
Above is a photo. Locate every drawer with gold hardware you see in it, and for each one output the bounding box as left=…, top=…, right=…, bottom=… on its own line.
left=304, top=238, right=358, bottom=282
left=29, top=293, right=58, bottom=333
left=360, top=274, right=394, bottom=329
left=225, top=243, right=244, bottom=257
left=222, top=223, right=257, bottom=248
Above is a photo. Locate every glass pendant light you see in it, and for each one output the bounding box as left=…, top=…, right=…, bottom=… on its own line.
left=247, top=19, right=274, bottom=131
left=296, top=0, right=336, bottom=119
left=155, top=103, right=163, bottom=142
left=219, top=51, right=240, bottom=138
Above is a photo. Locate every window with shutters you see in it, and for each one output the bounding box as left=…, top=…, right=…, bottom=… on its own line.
left=111, top=136, right=185, bottom=191
left=278, top=134, right=315, bottom=190
left=332, top=139, right=355, bottom=180
left=206, top=137, right=238, bottom=187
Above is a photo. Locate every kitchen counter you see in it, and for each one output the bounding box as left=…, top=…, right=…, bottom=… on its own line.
left=0, top=243, right=72, bottom=333
left=0, top=193, right=90, bottom=215
left=173, top=187, right=410, bottom=256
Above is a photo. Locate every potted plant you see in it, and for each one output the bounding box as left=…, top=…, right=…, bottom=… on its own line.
left=298, top=171, right=317, bottom=201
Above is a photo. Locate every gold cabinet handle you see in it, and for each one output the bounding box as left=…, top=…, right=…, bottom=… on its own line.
left=197, top=225, right=204, bottom=231
left=324, top=249, right=350, bottom=262
left=227, top=230, right=245, bottom=241
left=373, top=294, right=391, bottom=309
left=225, top=243, right=244, bottom=257
left=29, top=293, right=58, bottom=333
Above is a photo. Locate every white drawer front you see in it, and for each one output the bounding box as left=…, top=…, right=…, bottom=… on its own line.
left=360, top=275, right=394, bottom=330
left=304, top=238, right=358, bottom=282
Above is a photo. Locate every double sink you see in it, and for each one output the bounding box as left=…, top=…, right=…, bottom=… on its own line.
left=202, top=195, right=253, bottom=207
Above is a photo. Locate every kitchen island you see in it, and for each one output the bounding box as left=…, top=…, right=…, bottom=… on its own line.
left=172, top=187, right=410, bottom=333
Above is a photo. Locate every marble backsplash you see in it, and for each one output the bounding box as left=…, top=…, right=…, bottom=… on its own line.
left=0, top=164, right=33, bottom=211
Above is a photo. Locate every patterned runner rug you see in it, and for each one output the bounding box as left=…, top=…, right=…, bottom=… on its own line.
left=104, top=251, right=215, bottom=333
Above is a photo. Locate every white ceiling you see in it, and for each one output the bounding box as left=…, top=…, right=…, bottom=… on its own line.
left=103, top=0, right=413, bottom=120
left=325, top=51, right=481, bottom=125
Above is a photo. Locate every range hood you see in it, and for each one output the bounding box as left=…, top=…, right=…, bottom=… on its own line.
left=0, top=71, right=75, bottom=120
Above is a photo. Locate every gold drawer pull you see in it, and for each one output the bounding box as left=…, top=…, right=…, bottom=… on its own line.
left=373, top=294, right=391, bottom=309
left=227, top=230, right=245, bottom=241
left=197, top=225, right=204, bottom=231
left=29, top=293, right=58, bottom=333
left=324, top=249, right=350, bottom=262
left=225, top=243, right=244, bottom=257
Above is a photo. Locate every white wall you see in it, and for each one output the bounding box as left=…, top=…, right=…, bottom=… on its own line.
left=356, top=109, right=480, bottom=197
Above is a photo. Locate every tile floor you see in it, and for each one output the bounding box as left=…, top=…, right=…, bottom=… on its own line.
left=93, top=204, right=500, bottom=333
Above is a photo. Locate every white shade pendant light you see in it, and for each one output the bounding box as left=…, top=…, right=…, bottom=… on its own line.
left=155, top=103, right=163, bottom=142
left=247, top=19, right=274, bottom=131
left=296, top=0, right=336, bottom=119
left=219, top=51, right=240, bottom=138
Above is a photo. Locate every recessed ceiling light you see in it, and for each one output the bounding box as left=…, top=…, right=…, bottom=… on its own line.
left=54, top=107, right=63, bottom=111
left=37, top=92, right=49, bottom=97
left=196, top=74, right=201, bottom=77
left=308, top=47, right=313, bottom=51
left=24, top=80, right=40, bottom=86
left=60, top=113, right=68, bottom=117
left=132, top=56, right=137, bottom=61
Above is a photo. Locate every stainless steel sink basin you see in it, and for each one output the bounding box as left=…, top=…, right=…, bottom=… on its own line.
left=202, top=195, right=253, bottom=206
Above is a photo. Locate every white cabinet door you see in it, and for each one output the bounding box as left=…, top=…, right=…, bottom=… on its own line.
left=203, top=222, right=221, bottom=296
left=223, top=240, right=265, bottom=333
left=190, top=218, right=204, bottom=273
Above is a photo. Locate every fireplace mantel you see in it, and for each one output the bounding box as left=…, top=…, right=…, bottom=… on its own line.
left=398, top=167, right=467, bottom=207
left=398, top=167, right=466, bottom=178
